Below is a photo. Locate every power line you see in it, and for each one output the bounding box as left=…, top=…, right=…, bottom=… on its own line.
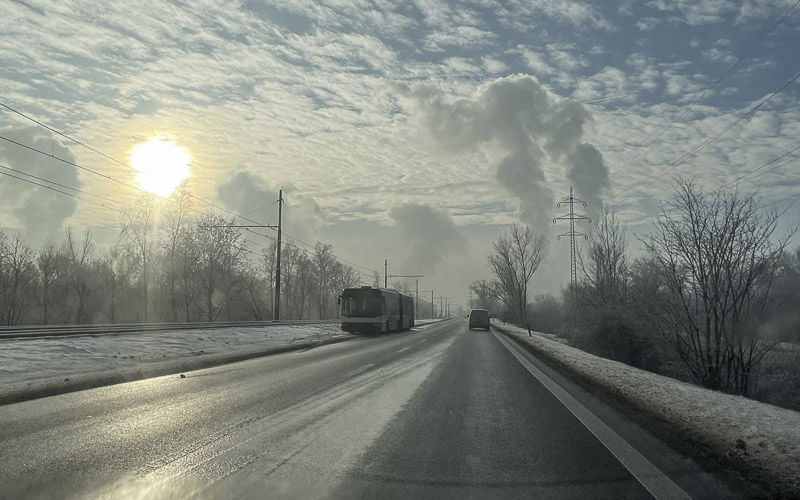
left=626, top=148, right=800, bottom=232
left=0, top=103, right=275, bottom=229
left=0, top=101, right=389, bottom=278
left=624, top=138, right=800, bottom=232
left=0, top=168, right=123, bottom=216
left=0, top=101, right=149, bottom=177
left=1, top=143, right=376, bottom=281
left=281, top=232, right=381, bottom=275
left=609, top=0, right=800, bottom=180
left=609, top=70, right=800, bottom=209
left=0, top=163, right=122, bottom=208
left=713, top=145, right=800, bottom=193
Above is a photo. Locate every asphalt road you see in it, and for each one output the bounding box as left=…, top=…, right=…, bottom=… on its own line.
left=0, top=319, right=734, bottom=499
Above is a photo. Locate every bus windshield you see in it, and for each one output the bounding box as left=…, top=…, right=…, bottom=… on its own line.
left=341, top=296, right=384, bottom=317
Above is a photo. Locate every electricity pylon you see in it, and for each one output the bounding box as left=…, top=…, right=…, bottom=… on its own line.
left=553, top=187, right=591, bottom=299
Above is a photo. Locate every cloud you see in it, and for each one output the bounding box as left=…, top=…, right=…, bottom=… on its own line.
left=388, top=75, right=610, bottom=233
left=703, top=47, right=737, bottom=65
left=645, top=0, right=788, bottom=26
left=388, top=202, right=465, bottom=274
left=0, top=127, right=81, bottom=239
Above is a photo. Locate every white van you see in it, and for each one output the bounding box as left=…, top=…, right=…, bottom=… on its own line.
left=468, top=309, right=491, bottom=331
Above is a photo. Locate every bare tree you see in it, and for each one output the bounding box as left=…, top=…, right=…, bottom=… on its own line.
left=579, top=209, right=628, bottom=307
left=192, top=214, right=247, bottom=322
left=36, top=240, right=65, bottom=325
left=296, top=253, right=314, bottom=319
left=468, top=279, right=500, bottom=312
left=488, top=223, right=547, bottom=324
left=261, top=241, right=277, bottom=318
left=239, top=263, right=268, bottom=320
left=178, top=226, right=198, bottom=321
left=100, top=244, right=132, bottom=323
left=528, top=294, right=563, bottom=333
left=280, top=245, right=299, bottom=319
left=333, top=261, right=360, bottom=291
left=645, top=179, right=793, bottom=394
left=161, top=183, right=191, bottom=322
left=120, top=194, right=156, bottom=322
left=314, top=242, right=336, bottom=318
left=0, top=232, right=36, bottom=326
left=64, top=229, right=94, bottom=324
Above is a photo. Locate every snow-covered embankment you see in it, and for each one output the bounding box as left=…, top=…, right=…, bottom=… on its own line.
left=494, top=324, right=800, bottom=497
left=0, top=324, right=349, bottom=405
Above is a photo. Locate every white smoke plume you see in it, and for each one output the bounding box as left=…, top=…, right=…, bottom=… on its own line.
left=388, top=75, right=610, bottom=233
left=389, top=202, right=465, bottom=274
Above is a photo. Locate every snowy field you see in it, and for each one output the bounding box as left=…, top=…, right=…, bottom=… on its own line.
left=0, top=324, right=347, bottom=404
left=494, top=323, right=800, bottom=497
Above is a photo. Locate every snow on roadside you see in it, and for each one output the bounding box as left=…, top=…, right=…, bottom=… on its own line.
left=491, top=322, right=569, bottom=344
left=494, top=324, right=800, bottom=496
left=0, top=324, right=343, bottom=388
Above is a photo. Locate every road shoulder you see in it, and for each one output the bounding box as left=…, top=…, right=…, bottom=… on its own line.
left=493, top=324, right=799, bottom=499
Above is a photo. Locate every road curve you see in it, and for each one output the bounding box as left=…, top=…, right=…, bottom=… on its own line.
left=0, top=320, right=734, bottom=499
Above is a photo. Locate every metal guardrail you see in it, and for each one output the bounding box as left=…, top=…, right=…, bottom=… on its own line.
left=0, top=319, right=341, bottom=340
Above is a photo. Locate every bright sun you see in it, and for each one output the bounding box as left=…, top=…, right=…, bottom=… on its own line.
left=130, top=137, right=191, bottom=197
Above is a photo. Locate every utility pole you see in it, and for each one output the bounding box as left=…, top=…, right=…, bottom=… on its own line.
left=275, top=189, right=283, bottom=321
left=384, top=259, right=388, bottom=288
left=198, top=189, right=284, bottom=320
left=553, top=186, right=590, bottom=301
left=387, top=272, right=424, bottom=318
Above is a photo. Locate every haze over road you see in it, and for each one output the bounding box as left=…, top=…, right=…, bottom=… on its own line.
left=0, top=320, right=732, bottom=499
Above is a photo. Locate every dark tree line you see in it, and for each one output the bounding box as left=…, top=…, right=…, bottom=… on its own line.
left=0, top=193, right=361, bottom=326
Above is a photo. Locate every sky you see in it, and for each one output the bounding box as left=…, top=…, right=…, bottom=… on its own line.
left=1, top=0, right=799, bottom=309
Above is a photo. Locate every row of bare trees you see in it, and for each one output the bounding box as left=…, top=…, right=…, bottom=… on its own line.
left=0, top=193, right=361, bottom=326
left=470, top=223, right=547, bottom=324
left=473, top=179, right=799, bottom=399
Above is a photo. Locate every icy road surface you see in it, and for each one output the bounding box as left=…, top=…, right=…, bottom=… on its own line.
left=0, top=320, right=733, bottom=499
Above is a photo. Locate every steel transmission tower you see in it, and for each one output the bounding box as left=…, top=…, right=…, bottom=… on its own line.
left=553, top=187, right=591, bottom=296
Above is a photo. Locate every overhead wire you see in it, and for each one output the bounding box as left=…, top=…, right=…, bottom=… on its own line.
left=0, top=101, right=287, bottom=230
left=608, top=0, right=800, bottom=180
left=0, top=169, right=123, bottom=218
left=608, top=69, right=800, bottom=210
left=1, top=102, right=382, bottom=277
left=713, top=145, right=800, bottom=193
left=0, top=163, right=122, bottom=207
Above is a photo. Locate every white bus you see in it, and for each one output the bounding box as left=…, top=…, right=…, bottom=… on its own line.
left=339, top=286, right=414, bottom=334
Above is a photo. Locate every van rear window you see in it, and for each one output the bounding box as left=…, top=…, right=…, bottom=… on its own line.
left=471, top=310, right=489, bottom=320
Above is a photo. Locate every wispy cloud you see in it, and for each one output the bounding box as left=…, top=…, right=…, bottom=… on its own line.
left=1, top=0, right=797, bottom=298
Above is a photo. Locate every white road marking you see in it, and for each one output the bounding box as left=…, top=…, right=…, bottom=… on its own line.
left=417, top=338, right=428, bottom=343
left=493, top=332, right=691, bottom=500
left=396, top=347, right=410, bottom=353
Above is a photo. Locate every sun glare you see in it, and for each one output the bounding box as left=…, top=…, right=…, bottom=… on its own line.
left=130, top=137, right=191, bottom=197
